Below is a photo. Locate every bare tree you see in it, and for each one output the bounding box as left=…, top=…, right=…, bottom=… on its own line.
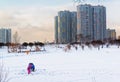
left=77, top=34, right=84, bottom=43
left=0, top=64, right=10, bottom=82
left=13, top=31, right=21, bottom=44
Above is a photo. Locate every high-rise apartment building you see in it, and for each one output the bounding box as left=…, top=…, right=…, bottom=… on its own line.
left=93, top=6, right=106, bottom=41
left=55, top=10, right=77, bottom=44
left=0, top=28, right=11, bottom=43
left=77, top=4, right=93, bottom=42
left=55, top=4, right=109, bottom=43
left=58, top=11, right=71, bottom=43
left=71, top=12, right=77, bottom=42
left=106, top=29, right=116, bottom=40
left=55, top=16, right=58, bottom=43
left=77, top=4, right=106, bottom=42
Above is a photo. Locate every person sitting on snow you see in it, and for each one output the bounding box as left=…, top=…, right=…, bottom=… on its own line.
left=27, top=63, right=35, bottom=74
left=29, top=63, right=35, bottom=72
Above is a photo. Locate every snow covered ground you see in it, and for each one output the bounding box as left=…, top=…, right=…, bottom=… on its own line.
left=0, top=44, right=120, bottom=82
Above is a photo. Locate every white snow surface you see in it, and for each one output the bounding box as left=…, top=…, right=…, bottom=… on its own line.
left=0, top=44, right=120, bottom=82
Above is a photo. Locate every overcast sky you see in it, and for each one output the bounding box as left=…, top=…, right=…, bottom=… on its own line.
left=0, top=0, right=120, bottom=42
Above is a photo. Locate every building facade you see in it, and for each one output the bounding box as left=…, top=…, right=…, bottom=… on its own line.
left=93, top=6, right=106, bottom=41
left=55, top=4, right=116, bottom=43
left=55, top=10, right=77, bottom=44
left=58, top=11, right=71, bottom=43
left=77, top=4, right=106, bottom=42
left=0, top=28, right=11, bottom=43
left=55, top=16, right=58, bottom=43
left=77, top=4, right=93, bottom=42
left=71, top=12, right=77, bottom=43
left=106, top=29, right=116, bottom=40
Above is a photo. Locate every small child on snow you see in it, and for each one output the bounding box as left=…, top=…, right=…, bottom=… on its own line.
left=27, top=63, right=35, bottom=74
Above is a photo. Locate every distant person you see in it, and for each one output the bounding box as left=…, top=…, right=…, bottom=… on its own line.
left=75, top=46, right=78, bottom=50
left=106, top=43, right=109, bottom=48
left=81, top=45, right=84, bottom=50
left=98, top=45, right=100, bottom=50
left=27, top=64, right=31, bottom=74
left=27, top=63, right=35, bottom=74
left=30, top=63, right=35, bottom=72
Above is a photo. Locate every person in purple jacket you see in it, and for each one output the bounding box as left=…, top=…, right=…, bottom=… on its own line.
left=27, top=63, right=35, bottom=74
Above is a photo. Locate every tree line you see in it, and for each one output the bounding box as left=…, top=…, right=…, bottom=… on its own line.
left=0, top=42, right=44, bottom=48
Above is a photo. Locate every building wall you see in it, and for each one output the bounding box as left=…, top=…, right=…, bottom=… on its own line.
left=93, top=6, right=106, bottom=41
left=77, top=4, right=93, bottom=42
left=6, top=29, right=11, bottom=43
left=77, top=4, right=106, bottom=42
left=56, top=10, right=77, bottom=44
left=58, top=11, right=70, bottom=43
left=71, top=12, right=77, bottom=42
left=0, top=28, right=11, bottom=43
left=55, top=4, right=107, bottom=43
left=55, top=16, right=58, bottom=43
left=106, top=29, right=116, bottom=40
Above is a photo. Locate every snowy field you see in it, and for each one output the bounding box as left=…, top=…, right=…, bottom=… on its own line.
left=0, top=44, right=120, bottom=82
